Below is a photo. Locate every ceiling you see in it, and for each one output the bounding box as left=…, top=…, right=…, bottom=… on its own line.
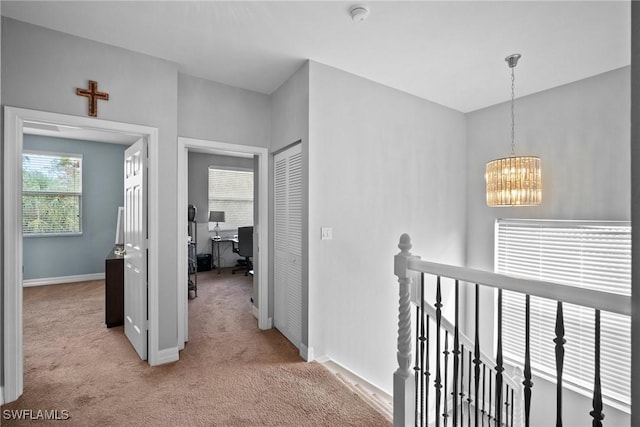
left=2, top=1, right=631, bottom=113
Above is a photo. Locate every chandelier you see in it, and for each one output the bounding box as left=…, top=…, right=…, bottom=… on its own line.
left=485, top=54, right=541, bottom=207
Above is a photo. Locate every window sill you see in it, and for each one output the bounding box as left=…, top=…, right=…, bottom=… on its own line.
left=24, top=232, right=83, bottom=238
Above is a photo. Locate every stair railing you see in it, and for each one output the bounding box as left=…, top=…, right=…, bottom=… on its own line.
left=393, top=234, right=631, bottom=427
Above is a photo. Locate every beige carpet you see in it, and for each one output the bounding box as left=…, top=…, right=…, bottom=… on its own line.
left=2, top=269, right=390, bottom=426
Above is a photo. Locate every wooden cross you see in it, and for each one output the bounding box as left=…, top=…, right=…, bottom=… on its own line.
left=76, top=80, right=109, bottom=117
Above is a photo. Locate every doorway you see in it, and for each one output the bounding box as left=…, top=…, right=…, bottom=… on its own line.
left=177, top=137, right=270, bottom=348
left=3, top=107, right=161, bottom=404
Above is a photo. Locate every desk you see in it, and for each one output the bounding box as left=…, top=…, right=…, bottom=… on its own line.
left=210, top=237, right=238, bottom=274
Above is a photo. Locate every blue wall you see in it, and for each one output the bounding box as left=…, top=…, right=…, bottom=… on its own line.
left=23, top=135, right=126, bottom=280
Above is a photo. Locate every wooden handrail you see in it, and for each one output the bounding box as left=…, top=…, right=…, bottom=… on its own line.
left=408, top=259, right=631, bottom=316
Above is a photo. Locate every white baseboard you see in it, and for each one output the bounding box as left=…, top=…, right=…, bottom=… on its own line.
left=150, top=346, right=179, bottom=366
left=252, top=304, right=259, bottom=320
left=0, top=385, right=4, bottom=405
left=315, top=355, right=330, bottom=364
left=300, top=343, right=315, bottom=362
left=23, top=273, right=105, bottom=287
left=320, top=358, right=392, bottom=402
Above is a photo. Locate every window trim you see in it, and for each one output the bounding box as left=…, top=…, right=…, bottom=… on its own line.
left=22, top=149, right=83, bottom=237
left=494, top=218, right=631, bottom=413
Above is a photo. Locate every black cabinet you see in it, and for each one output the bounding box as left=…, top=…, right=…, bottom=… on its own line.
left=105, top=246, right=124, bottom=328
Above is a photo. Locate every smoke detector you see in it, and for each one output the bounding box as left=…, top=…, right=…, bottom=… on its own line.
left=349, top=5, right=369, bottom=23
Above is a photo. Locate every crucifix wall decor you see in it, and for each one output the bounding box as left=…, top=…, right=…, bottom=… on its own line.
left=76, top=80, right=109, bottom=117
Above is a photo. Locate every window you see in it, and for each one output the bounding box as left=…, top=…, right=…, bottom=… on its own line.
left=22, top=151, right=83, bottom=236
left=208, top=167, right=253, bottom=231
left=496, top=219, right=630, bottom=410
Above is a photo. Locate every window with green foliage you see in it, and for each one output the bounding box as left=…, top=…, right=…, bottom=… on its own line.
left=23, top=151, right=83, bottom=235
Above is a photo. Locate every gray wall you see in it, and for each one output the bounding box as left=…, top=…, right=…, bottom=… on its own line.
left=2, top=14, right=637, bottom=418
left=631, top=3, right=639, bottom=425
left=465, top=67, right=631, bottom=426
left=178, top=72, right=271, bottom=315
left=187, top=151, right=253, bottom=266
left=466, top=67, right=630, bottom=273
left=307, top=61, right=467, bottom=393
left=1, top=3, right=4, bottom=397
left=270, top=61, right=310, bottom=343
left=22, top=135, right=125, bottom=280
left=178, top=73, right=271, bottom=147
left=2, top=17, right=179, bottom=352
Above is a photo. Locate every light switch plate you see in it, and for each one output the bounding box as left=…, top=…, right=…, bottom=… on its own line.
left=321, top=227, right=333, bottom=240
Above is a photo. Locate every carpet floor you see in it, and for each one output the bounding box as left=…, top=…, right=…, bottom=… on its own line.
left=2, top=269, right=391, bottom=426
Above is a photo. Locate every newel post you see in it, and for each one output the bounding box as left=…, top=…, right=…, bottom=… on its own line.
left=394, top=234, right=420, bottom=427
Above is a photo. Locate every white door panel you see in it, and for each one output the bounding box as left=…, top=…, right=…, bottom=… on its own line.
left=274, top=144, right=303, bottom=347
left=124, top=138, right=148, bottom=360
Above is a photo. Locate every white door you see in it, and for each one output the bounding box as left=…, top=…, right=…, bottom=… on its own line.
left=274, top=144, right=303, bottom=348
left=124, top=138, right=148, bottom=360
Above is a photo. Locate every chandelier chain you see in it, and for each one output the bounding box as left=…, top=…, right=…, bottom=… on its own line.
left=511, top=66, right=515, bottom=156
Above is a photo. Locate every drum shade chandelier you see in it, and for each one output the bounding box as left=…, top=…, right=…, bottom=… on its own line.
left=485, top=54, right=541, bottom=207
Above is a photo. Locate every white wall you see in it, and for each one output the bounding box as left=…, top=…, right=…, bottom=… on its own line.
left=307, top=61, right=467, bottom=393
left=465, top=67, right=631, bottom=426
left=2, top=18, right=179, bottom=352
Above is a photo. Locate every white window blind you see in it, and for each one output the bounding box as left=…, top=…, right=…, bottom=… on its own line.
left=208, top=167, right=253, bottom=231
left=495, top=219, right=631, bottom=409
left=22, top=151, right=83, bottom=235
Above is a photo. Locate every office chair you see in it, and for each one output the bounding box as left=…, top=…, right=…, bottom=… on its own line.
left=232, top=226, right=253, bottom=276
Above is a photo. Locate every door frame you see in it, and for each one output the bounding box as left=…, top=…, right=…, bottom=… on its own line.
left=177, top=137, right=270, bottom=348
left=3, top=106, right=161, bottom=404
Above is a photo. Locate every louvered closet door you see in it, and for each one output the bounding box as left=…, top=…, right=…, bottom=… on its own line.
left=274, top=143, right=303, bottom=348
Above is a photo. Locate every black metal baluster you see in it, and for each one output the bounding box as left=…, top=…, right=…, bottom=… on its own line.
left=495, top=289, right=504, bottom=427
left=444, top=331, right=450, bottom=426
left=504, top=385, right=510, bottom=427
left=488, top=374, right=493, bottom=423
left=414, top=302, right=421, bottom=426
left=474, top=284, right=481, bottom=427
left=461, top=345, right=465, bottom=424
left=590, top=309, right=604, bottom=427
left=554, top=301, right=565, bottom=427
left=426, top=314, right=431, bottom=427
left=420, top=274, right=426, bottom=427
left=453, top=280, right=460, bottom=426
left=467, top=349, right=472, bottom=427
left=481, top=364, right=486, bottom=426
left=523, top=294, right=533, bottom=427
left=435, top=277, right=443, bottom=427
left=510, top=388, right=514, bottom=427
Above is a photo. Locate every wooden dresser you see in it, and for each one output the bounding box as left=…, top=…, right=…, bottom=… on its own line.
left=105, top=246, right=125, bottom=328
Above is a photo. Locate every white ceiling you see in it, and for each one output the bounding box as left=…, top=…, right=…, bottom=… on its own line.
left=2, top=1, right=631, bottom=113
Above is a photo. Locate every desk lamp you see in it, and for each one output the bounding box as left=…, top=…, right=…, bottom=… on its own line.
left=209, top=211, right=225, bottom=238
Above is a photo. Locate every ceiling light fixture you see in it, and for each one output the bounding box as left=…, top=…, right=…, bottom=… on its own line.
left=349, top=5, right=369, bottom=23
left=485, top=54, right=541, bottom=207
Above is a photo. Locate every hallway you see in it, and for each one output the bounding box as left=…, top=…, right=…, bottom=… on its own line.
left=2, top=269, right=390, bottom=426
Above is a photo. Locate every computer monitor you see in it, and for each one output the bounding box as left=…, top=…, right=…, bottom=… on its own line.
left=115, top=206, right=124, bottom=246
